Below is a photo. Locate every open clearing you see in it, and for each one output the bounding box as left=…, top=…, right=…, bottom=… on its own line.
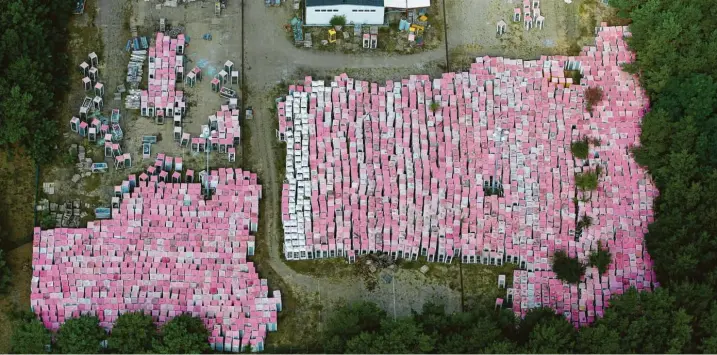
left=0, top=0, right=606, bottom=351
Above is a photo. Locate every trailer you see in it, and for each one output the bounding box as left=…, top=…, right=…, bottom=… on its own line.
left=91, top=163, right=109, bottom=173
left=219, top=87, right=237, bottom=99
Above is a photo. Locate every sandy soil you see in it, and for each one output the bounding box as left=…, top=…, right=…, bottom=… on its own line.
left=446, top=0, right=584, bottom=68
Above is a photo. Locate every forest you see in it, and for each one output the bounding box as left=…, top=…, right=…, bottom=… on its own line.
left=3, top=0, right=717, bottom=352
left=0, top=0, right=72, bottom=163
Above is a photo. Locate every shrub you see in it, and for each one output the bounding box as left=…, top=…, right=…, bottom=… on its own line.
left=577, top=215, right=594, bottom=231
left=552, top=250, right=585, bottom=284
left=429, top=101, right=440, bottom=113
left=11, top=315, right=51, bottom=354
left=564, top=70, right=583, bottom=85
left=585, top=87, right=604, bottom=114
left=329, top=15, right=347, bottom=27
left=153, top=314, right=210, bottom=354
left=570, top=137, right=590, bottom=159
left=108, top=311, right=157, bottom=353
left=40, top=212, right=56, bottom=229
left=575, top=170, right=599, bottom=198
left=589, top=241, right=612, bottom=275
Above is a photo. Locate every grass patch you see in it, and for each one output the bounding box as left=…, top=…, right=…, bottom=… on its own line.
left=0, top=150, right=36, bottom=249
left=564, top=70, right=583, bottom=85
left=398, top=256, right=517, bottom=310
left=0, top=243, right=34, bottom=353
left=286, top=258, right=355, bottom=279
left=83, top=174, right=102, bottom=192
left=570, top=137, right=590, bottom=159
left=251, top=194, right=323, bottom=352
left=462, top=263, right=517, bottom=307
left=578, top=0, right=598, bottom=38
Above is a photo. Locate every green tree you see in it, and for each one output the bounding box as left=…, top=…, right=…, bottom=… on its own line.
left=525, top=318, right=576, bottom=353
left=108, top=311, right=157, bottom=353
left=697, top=301, right=717, bottom=353
left=324, top=302, right=386, bottom=353
left=0, top=249, right=10, bottom=293
left=570, top=137, right=590, bottom=159
left=153, top=314, right=210, bottom=354
left=55, top=315, right=106, bottom=354
left=345, top=318, right=435, bottom=354
left=598, top=288, right=692, bottom=353
left=420, top=305, right=503, bottom=353
left=516, top=308, right=565, bottom=345
left=329, top=15, right=347, bottom=27
left=429, top=101, right=440, bottom=113
left=588, top=241, right=612, bottom=275
left=10, top=314, right=51, bottom=354
left=574, top=170, right=599, bottom=200
left=480, top=340, right=522, bottom=354
left=703, top=336, right=717, bottom=354
left=0, top=0, right=73, bottom=163
left=575, top=324, right=622, bottom=353
left=551, top=250, right=585, bottom=284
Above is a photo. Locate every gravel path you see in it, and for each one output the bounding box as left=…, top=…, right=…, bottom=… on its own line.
left=97, top=0, right=129, bottom=109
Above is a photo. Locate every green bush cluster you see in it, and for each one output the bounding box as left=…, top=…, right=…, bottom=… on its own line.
left=11, top=312, right=210, bottom=354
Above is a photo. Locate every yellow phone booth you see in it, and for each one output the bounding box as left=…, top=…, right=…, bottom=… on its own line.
left=328, top=29, right=337, bottom=43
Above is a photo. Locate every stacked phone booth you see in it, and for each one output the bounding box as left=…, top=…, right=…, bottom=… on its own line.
left=141, top=33, right=186, bottom=126
left=277, top=25, right=657, bottom=326
left=31, top=164, right=279, bottom=352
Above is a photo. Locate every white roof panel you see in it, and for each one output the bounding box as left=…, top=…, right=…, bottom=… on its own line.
left=384, top=0, right=430, bottom=8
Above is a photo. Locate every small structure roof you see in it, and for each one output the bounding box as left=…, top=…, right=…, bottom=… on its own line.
left=306, top=0, right=384, bottom=7
left=384, top=0, right=430, bottom=8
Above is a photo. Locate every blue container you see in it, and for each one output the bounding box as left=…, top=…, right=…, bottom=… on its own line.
left=95, top=208, right=111, bottom=219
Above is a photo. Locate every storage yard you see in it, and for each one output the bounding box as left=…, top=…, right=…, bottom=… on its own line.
left=32, top=166, right=277, bottom=351
left=277, top=26, right=655, bottom=324
left=1, top=0, right=648, bottom=351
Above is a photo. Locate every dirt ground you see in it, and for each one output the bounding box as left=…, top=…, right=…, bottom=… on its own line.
left=446, top=0, right=592, bottom=69
left=0, top=244, right=33, bottom=351
left=0, top=0, right=610, bottom=351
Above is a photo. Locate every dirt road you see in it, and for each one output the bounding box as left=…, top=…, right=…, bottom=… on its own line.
left=241, top=0, right=459, bottom=334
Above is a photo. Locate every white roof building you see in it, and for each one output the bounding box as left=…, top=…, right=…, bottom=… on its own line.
left=384, top=0, right=430, bottom=8
left=305, top=0, right=385, bottom=25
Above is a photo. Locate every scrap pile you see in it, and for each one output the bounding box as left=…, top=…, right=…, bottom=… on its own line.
left=126, top=59, right=144, bottom=111
left=181, top=104, right=240, bottom=162
left=31, top=163, right=280, bottom=352
left=207, top=105, right=240, bottom=153
left=166, top=26, right=185, bottom=39
left=513, top=0, right=545, bottom=30
left=125, top=36, right=150, bottom=52
left=140, top=32, right=187, bottom=124
left=277, top=25, right=657, bottom=325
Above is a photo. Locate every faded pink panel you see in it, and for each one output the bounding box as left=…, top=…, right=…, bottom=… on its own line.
left=31, top=168, right=280, bottom=350
left=278, top=26, right=656, bottom=327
